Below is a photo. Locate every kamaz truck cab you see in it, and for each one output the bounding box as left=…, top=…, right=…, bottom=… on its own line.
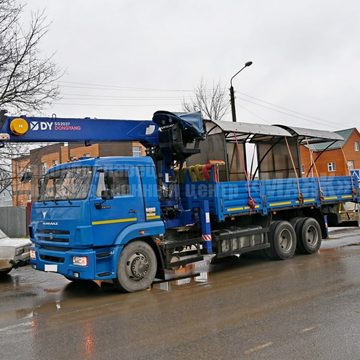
left=30, top=156, right=164, bottom=287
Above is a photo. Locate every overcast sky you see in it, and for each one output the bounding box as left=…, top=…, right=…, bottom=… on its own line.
left=24, top=0, right=360, bottom=131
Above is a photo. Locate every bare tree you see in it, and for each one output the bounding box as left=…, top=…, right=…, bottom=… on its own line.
left=0, top=142, right=30, bottom=197
left=0, top=0, right=60, bottom=112
left=0, top=0, right=61, bottom=198
left=182, top=79, right=230, bottom=121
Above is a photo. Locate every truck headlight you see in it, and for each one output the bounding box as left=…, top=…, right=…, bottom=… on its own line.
left=30, top=249, right=36, bottom=259
left=73, top=256, right=88, bottom=266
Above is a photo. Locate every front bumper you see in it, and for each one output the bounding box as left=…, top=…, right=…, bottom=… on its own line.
left=31, top=245, right=119, bottom=280
left=0, top=251, right=30, bottom=271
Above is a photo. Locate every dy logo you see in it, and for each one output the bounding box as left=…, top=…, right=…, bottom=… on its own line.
left=30, top=122, right=53, bottom=131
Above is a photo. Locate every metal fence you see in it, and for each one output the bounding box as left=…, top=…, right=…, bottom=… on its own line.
left=0, top=206, right=27, bottom=238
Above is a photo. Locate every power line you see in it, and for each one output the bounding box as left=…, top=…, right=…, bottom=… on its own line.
left=58, top=80, right=347, bottom=129
left=236, top=104, right=272, bottom=124
left=59, top=81, right=193, bottom=92
left=237, top=91, right=340, bottom=128
left=57, top=95, right=343, bottom=129
left=236, top=96, right=339, bottom=129
left=61, top=93, right=182, bottom=100
left=56, top=103, right=181, bottom=107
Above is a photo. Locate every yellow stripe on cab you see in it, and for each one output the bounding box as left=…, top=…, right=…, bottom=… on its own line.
left=92, top=217, right=137, bottom=226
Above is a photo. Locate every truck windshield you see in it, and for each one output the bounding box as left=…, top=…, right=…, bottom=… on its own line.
left=39, top=167, right=93, bottom=201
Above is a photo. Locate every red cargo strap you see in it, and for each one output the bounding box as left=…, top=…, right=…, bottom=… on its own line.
left=233, top=133, right=256, bottom=209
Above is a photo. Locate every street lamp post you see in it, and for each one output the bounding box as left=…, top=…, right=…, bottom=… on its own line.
left=230, top=61, right=253, bottom=122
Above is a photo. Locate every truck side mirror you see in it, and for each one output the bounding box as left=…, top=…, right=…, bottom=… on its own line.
left=101, top=189, right=113, bottom=201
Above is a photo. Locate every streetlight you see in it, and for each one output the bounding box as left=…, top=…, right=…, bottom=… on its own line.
left=230, top=61, right=253, bottom=122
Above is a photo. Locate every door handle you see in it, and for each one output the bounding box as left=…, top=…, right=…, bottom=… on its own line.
left=128, top=209, right=137, bottom=214
left=95, top=203, right=111, bottom=210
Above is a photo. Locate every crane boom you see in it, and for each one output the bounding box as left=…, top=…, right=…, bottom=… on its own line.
left=0, top=113, right=158, bottom=145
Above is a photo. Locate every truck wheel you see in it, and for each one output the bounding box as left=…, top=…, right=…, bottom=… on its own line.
left=114, top=241, right=157, bottom=293
left=297, top=217, right=322, bottom=254
left=290, top=217, right=304, bottom=230
left=263, top=221, right=280, bottom=259
left=290, top=217, right=305, bottom=252
left=265, top=221, right=296, bottom=260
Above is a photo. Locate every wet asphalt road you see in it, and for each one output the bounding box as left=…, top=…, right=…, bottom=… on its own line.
left=1, top=228, right=360, bottom=360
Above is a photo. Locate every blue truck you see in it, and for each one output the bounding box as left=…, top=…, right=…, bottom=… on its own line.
left=0, top=110, right=359, bottom=292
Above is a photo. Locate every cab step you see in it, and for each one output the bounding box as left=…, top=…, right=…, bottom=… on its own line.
left=161, top=236, right=204, bottom=269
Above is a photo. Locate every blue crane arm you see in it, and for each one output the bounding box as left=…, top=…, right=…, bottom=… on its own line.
left=0, top=114, right=159, bottom=145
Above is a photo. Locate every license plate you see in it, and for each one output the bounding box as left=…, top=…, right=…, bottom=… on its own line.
left=44, top=264, right=58, bottom=272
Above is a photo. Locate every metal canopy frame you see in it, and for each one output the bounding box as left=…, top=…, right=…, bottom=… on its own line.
left=274, top=125, right=344, bottom=178
left=190, top=118, right=345, bottom=181
left=204, top=120, right=293, bottom=181
left=206, top=120, right=291, bottom=142
left=274, top=125, right=343, bottom=144
left=206, top=121, right=344, bottom=145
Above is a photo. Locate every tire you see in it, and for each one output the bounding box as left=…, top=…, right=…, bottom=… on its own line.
left=290, top=217, right=305, bottom=231
left=263, top=221, right=280, bottom=259
left=265, top=221, right=296, bottom=260
left=114, top=241, right=157, bottom=293
left=291, top=217, right=306, bottom=252
left=296, top=217, right=322, bottom=255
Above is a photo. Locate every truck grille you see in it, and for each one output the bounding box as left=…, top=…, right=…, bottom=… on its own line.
left=40, top=254, right=65, bottom=263
left=37, top=229, right=70, bottom=243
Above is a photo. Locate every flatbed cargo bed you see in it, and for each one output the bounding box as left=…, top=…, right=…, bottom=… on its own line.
left=182, top=175, right=359, bottom=221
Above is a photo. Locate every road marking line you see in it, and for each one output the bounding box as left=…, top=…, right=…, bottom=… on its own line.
left=300, top=326, right=316, bottom=333
left=244, top=341, right=273, bottom=355
left=0, top=321, right=32, bottom=333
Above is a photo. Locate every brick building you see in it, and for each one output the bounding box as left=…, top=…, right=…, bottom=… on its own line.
left=300, top=128, right=360, bottom=177
left=12, top=141, right=145, bottom=206
left=12, top=153, right=32, bottom=206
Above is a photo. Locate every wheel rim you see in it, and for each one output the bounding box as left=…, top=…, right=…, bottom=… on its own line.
left=305, top=225, right=319, bottom=249
left=279, top=229, right=293, bottom=253
left=125, top=252, right=150, bottom=281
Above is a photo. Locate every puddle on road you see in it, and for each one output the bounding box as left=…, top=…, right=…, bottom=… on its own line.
left=43, top=287, right=63, bottom=294
left=0, top=308, right=35, bottom=323
left=2, top=234, right=360, bottom=326
left=153, top=255, right=213, bottom=291
left=344, top=242, right=360, bottom=247
left=318, top=248, right=338, bottom=254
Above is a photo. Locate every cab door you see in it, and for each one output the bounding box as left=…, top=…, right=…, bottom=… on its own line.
left=90, top=166, right=145, bottom=247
